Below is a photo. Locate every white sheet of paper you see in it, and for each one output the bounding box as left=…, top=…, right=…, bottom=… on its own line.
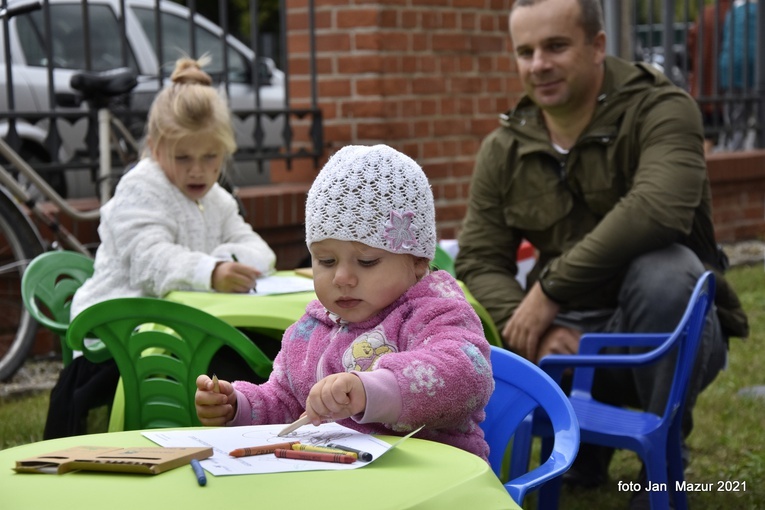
left=252, top=275, right=315, bottom=295
left=142, top=423, right=393, bottom=475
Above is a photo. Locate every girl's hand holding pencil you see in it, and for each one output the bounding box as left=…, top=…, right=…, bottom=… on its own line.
left=211, top=260, right=260, bottom=293
left=304, top=373, right=367, bottom=426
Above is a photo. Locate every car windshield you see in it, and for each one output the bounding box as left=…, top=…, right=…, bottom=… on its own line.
left=132, top=6, right=250, bottom=84
left=15, top=4, right=139, bottom=72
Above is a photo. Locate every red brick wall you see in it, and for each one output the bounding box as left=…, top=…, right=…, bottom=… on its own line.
left=707, top=150, right=765, bottom=243
left=277, top=0, right=764, bottom=247
left=279, top=0, right=517, bottom=239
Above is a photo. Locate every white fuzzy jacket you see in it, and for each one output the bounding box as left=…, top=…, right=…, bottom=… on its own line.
left=71, top=158, right=276, bottom=318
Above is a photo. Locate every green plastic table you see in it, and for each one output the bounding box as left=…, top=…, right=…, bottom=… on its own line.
left=1, top=429, right=519, bottom=510
left=165, top=286, right=315, bottom=337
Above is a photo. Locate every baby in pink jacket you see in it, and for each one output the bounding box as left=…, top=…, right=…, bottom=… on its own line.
left=195, top=144, right=493, bottom=460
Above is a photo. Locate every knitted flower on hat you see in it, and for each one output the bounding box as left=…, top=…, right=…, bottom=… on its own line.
left=305, top=144, right=436, bottom=260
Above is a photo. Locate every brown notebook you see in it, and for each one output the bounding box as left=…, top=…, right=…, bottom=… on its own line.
left=15, top=446, right=213, bottom=475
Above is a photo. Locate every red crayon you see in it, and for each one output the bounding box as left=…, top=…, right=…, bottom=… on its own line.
left=273, top=448, right=356, bottom=464
left=229, top=441, right=300, bottom=457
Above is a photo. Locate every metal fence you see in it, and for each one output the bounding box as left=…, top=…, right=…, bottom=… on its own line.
left=605, top=0, right=764, bottom=151
left=1, top=0, right=321, bottom=198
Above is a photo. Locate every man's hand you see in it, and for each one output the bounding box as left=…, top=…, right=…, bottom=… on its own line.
left=535, top=325, right=581, bottom=364
left=503, top=281, right=560, bottom=361
left=305, top=373, right=366, bottom=425
left=212, top=261, right=260, bottom=293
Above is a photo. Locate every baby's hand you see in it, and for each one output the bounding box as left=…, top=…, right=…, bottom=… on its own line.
left=305, top=373, right=366, bottom=425
left=212, top=261, right=260, bottom=293
left=195, top=374, right=237, bottom=426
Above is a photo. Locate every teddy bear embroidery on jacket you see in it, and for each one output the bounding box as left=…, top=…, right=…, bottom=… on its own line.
left=342, top=329, right=397, bottom=372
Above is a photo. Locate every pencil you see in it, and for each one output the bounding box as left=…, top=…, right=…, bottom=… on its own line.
left=277, top=415, right=311, bottom=437
left=229, top=441, right=301, bottom=458
left=274, top=449, right=356, bottom=464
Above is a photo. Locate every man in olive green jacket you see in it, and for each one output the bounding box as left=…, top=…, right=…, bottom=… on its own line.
left=456, top=0, right=748, bottom=494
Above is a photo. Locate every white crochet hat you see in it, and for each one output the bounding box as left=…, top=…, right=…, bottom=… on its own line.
left=305, top=144, right=436, bottom=260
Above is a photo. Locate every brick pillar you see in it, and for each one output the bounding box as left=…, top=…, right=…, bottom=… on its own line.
left=282, top=0, right=517, bottom=239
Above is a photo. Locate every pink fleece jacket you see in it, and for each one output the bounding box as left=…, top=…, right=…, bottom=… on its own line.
left=230, top=269, right=493, bottom=461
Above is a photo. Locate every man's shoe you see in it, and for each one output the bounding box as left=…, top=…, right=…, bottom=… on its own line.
left=628, top=466, right=676, bottom=510
left=561, top=444, right=612, bottom=489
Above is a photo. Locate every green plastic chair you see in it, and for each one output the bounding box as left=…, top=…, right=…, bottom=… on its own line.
left=458, top=282, right=503, bottom=347
left=428, top=245, right=502, bottom=347
left=432, top=245, right=456, bottom=276
left=21, top=250, right=94, bottom=366
left=67, top=297, right=274, bottom=431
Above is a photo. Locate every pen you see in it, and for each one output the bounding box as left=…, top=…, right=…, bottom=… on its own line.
left=291, top=444, right=357, bottom=459
left=277, top=415, right=312, bottom=437
left=211, top=373, right=219, bottom=393
left=190, top=459, right=207, bottom=486
left=273, top=449, right=356, bottom=464
left=326, top=443, right=374, bottom=462
left=229, top=441, right=300, bottom=457
left=230, top=253, right=258, bottom=293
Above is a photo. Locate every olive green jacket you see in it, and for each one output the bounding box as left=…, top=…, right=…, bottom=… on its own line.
left=456, top=56, right=748, bottom=339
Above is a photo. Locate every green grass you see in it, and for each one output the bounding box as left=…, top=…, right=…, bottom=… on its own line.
left=1, top=265, right=763, bottom=509
left=530, top=264, right=765, bottom=509
left=0, top=392, right=50, bottom=447
left=0, top=391, right=110, bottom=449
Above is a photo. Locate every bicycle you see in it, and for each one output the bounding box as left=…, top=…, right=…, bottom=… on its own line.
left=0, top=61, right=140, bottom=380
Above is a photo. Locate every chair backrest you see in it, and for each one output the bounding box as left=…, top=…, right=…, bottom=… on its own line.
left=662, top=271, right=716, bottom=427
left=481, top=346, right=580, bottom=506
left=21, top=250, right=94, bottom=365
left=67, top=297, right=274, bottom=431
left=432, top=244, right=456, bottom=276
left=457, top=282, right=503, bottom=347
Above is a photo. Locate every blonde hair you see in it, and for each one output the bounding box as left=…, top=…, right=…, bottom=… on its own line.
left=145, top=55, right=237, bottom=159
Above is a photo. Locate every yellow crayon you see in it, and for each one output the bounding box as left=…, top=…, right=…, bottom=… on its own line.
left=212, top=374, right=220, bottom=393
left=291, top=444, right=358, bottom=459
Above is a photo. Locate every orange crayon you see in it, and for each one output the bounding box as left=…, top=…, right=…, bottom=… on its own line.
left=229, top=441, right=300, bottom=457
left=274, top=449, right=356, bottom=464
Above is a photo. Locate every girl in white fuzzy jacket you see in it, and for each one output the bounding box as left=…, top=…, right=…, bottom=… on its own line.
left=44, top=55, right=275, bottom=439
left=72, top=56, right=275, bottom=317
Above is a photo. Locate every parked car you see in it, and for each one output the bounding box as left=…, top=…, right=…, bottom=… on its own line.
left=0, top=0, right=285, bottom=197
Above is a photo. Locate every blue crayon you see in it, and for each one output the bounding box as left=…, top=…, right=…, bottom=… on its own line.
left=326, top=443, right=373, bottom=462
left=190, top=459, right=207, bottom=486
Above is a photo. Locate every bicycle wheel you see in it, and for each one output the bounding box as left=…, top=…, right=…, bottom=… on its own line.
left=0, top=188, right=44, bottom=381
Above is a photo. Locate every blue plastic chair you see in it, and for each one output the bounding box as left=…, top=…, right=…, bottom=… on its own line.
left=521, top=271, right=716, bottom=510
left=481, top=345, right=580, bottom=507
